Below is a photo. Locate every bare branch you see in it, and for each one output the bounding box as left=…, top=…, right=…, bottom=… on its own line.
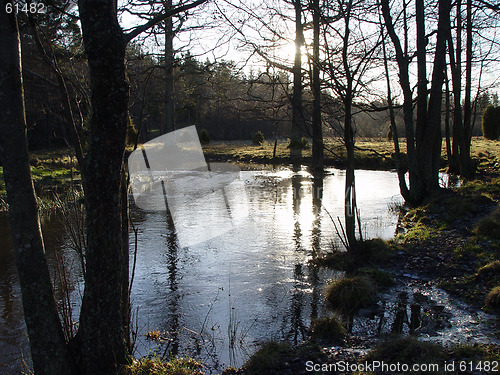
left=124, top=0, right=209, bottom=43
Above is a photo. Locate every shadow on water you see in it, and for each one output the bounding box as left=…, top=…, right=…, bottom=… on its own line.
left=0, top=213, right=73, bottom=375
left=0, top=215, right=26, bottom=375
left=163, top=209, right=180, bottom=356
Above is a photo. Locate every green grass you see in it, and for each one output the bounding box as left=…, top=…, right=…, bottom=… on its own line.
left=325, top=275, right=377, bottom=317
left=364, top=337, right=500, bottom=374
left=310, top=315, right=346, bottom=343
left=445, top=343, right=500, bottom=362
left=243, top=341, right=294, bottom=375
left=357, top=267, right=395, bottom=288
left=397, top=222, right=438, bottom=242
left=364, top=336, right=446, bottom=374
left=201, top=136, right=500, bottom=171
left=0, top=150, right=81, bottom=211
left=485, top=286, right=500, bottom=310
left=478, top=260, right=500, bottom=277
left=474, top=206, right=500, bottom=240
left=310, top=239, right=396, bottom=271
left=243, top=341, right=325, bottom=375
left=123, top=357, right=204, bottom=375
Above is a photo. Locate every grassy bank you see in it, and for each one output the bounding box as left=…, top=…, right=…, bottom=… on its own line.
left=0, top=149, right=80, bottom=212
left=232, top=148, right=500, bottom=374
left=1, top=137, right=497, bottom=204
left=203, top=137, right=500, bottom=172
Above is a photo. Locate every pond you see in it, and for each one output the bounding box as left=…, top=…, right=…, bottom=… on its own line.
left=1, top=166, right=486, bottom=374
left=127, top=167, right=402, bottom=371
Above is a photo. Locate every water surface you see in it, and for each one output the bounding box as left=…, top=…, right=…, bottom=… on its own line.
left=0, top=167, right=409, bottom=373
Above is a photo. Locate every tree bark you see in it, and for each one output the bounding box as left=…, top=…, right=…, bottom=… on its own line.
left=447, top=3, right=468, bottom=178
left=415, top=0, right=428, bottom=144
left=291, top=0, right=304, bottom=157
left=344, top=93, right=357, bottom=250
left=341, top=1, right=357, bottom=250
left=420, top=0, right=450, bottom=193
left=462, top=0, right=474, bottom=177
left=0, top=5, right=77, bottom=374
left=445, top=68, right=453, bottom=166
left=163, top=0, right=175, bottom=134
left=311, top=0, right=323, bottom=171
left=77, top=0, right=130, bottom=373
left=382, top=26, right=410, bottom=201
left=381, top=0, right=420, bottom=203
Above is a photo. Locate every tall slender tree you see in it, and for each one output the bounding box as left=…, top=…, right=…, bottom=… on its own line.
left=163, top=0, right=176, bottom=134
left=310, top=0, right=324, bottom=171
left=0, top=4, right=79, bottom=374
left=323, top=0, right=381, bottom=249
left=290, top=0, right=305, bottom=157
left=1, top=0, right=208, bottom=374
left=382, top=0, right=451, bottom=204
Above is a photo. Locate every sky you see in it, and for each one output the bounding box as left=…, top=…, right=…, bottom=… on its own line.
left=117, top=0, right=500, bottom=102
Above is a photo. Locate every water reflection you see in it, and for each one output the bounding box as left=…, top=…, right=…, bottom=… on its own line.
left=0, top=214, right=72, bottom=374
left=164, top=210, right=180, bottom=356
left=310, top=172, right=323, bottom=321
left=128, top=167, right=403, bottom=370
left=0, top=167, right=404, bottom=374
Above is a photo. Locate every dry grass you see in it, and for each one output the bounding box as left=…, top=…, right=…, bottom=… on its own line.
left=123, top=357, right=204, bottom=375
left=201, top=136, right=500, bottom=171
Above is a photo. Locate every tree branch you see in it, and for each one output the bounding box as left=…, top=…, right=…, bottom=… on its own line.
left=124, top=0, right=209, bottom=43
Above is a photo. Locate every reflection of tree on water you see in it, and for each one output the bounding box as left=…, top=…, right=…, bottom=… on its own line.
left=292, top=166, right=303, bottom=252
left=309, top=173, right=323, bottom=321
left=163, top=209, right=180, bottom=356
left=282, top=166, right=314, bottom=344
left=0, top=217, right=21, bottom=352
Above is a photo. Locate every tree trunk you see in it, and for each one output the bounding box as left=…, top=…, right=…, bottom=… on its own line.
left=382, top=27, right=410, bottom=201
left=420, top=0, right=450, bottom=193
left=415, top=0, right=427, bottom=143
left=445, top=68, right=453, bottom=167
left=78, top=0, right=130, bottom=372
left=311, top=0, right=323, bottom=171
left=344, top=95, right=357, bottom=250
left=447, top=3, right=468, bottom=178
left=462, top=0, right=474, bottom=178
left=121, top=167, right=131, bottom=351
left=163, top=0, right=175, bottom=134
left=0, top=7, right=77, bottom=374
left=381, top=0, right=420, bottom=203
left=291, top=0, right=304, bottom=157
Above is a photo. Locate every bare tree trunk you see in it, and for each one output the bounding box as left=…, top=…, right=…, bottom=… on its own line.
left=421, top=0, right=449, bottom=192
left=78, top=0, right=129, bottom=372
left=462, top=0, right=474, bottom=178
left=445, top=68, right=453, bottom=166
left=344, top=94, right=357, bottom=250
left=0, top=7, right=77, bottom=374
left=163, top=0, right=175, bottom=134
left=381, top=0, right=420, bottom=203
left=382, top=26, right=410, bottom=201
left=291, top=0, right=304, bottom=158
left=121, top=168, right=131, bottom=351
left=447, top=2, right=467, bottom=177
left=311, top=0, right=323, bottom=171
left=342, top=3, right=357, bottom=250
left=415, top=0, right=427, bottom=143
